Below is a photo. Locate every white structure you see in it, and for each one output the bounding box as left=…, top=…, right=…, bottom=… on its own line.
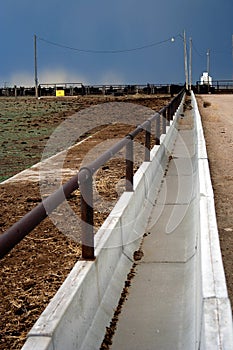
left=200, top=72, right=212, bottom=85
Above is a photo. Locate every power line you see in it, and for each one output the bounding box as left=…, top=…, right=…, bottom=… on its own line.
left=192, top=39, right=231, bottom=57
left=191, top=41, right=204, bottom=57
left=37, top=34, right=179, bottom=54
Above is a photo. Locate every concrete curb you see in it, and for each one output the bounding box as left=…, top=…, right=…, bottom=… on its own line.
left=192, top=92, right=233, bottom=350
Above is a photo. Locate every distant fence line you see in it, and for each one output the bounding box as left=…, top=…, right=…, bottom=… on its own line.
left=195, top=79, right=233, bottom=94
left=1, top=80, right=232, bottom=97
left=0, top=83, right=183, bottom=97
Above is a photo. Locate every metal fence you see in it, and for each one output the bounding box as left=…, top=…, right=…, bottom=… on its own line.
left=0, top=83, right=183, bottom=97
left=195, top=79, right=233, bottom=94
left=0, top=88, right=185, bottom=260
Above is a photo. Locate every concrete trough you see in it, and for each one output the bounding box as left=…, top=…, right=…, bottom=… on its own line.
left=21, top=92, right=233, bottom=350
left=109, top=93, right=233, bottom=350
left=21, top=97, right=184, bottom=350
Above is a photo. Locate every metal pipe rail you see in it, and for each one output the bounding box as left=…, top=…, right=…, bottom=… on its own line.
left=0, top=88, right=185, bottom=260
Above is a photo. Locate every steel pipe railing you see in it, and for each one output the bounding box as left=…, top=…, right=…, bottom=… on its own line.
left=0, top=87, right=185, bottom=260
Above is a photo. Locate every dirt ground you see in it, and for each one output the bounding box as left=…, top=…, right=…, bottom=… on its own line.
left=197, top=95, right=233, bottom=308
left=0, top=94, right=170, bottom=350
left=0, top=95, right=169, bottom=182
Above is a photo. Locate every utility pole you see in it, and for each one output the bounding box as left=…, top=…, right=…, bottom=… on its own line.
left=232, top=34, right=233, bottom=80
left=207, top=48, right=210, bottom=75
left=34, top=34, right=38, bottom=98
left=183, top=30, right=189, bottom=91
left=189, top=37, right=192, bottom=91
left=207, top=48, right=210, bottom=91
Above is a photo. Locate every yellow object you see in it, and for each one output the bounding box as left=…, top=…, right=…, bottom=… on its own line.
left=56, top=89, right=65, bottom=97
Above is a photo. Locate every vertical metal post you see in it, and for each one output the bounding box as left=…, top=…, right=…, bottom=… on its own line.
left=126, top=139, right=134, bottom=191
left=162, top=109, right=167, bottom=134
left=80, top=173, right=95, bottom=260
left=167, top=105, right=171, bottom=126
left=170, top=102, right=174, bottom=121
left=207, top=48, right=210, bottom=92
left=207, top=48, right=210, bottom=76
left=155, top=114, right=160, bottom=145
left=145, top=121, right=151, bottom=161
left=231, top=34, right=233, bottom=80
left=34, top=34, right=38, bottom=99
left=189, top=37, right=192, bottom=91
left=183, top=30, right=189, bottom=91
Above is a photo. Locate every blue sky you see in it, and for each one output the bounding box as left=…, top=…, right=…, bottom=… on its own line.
left=0, top=0, right=232, bottom=87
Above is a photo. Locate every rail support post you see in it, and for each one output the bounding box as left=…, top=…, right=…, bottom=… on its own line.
left=145, top=120, right=151, bottom=161
left=170, top=102, right=174, bottom=121
left=162, top=109, right=167, bottom=134
left=155, top=113, right=161, bottom=145
left=126, top=139, right=134, bottom=192
left=80, top=170, right=95, bottom=260
left=167, top=105, right=171, bottom=126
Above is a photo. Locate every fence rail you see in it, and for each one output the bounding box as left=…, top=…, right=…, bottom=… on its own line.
left=195, top=79, right=233, bottom=94
left=0, top=88, right=185, bottom=260
left=0, top=83, right=183, bottom=97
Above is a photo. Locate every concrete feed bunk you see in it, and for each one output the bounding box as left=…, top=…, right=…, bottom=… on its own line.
left=21, top=93, right=233, bottom=350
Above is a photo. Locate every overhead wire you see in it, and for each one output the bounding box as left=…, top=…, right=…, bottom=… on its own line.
left=191, top=38, right=231, bottom=57
left=191, top=41, right=204, bottom=57
left=37, top=34, right=180, bottom=54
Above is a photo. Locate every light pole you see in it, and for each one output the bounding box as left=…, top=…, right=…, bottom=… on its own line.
left=171, top=31, right=190, bottom=91
left=189, top=37, right=192, bottom=91
left=183, top=30, right=189, bottom=91
left=34, top=34, right=38, bottom=98
left=207, top=48, right=210, bottom=91
left=232, top=34, right=233, bottom=80
left=207, top=48, right=210, bottom=75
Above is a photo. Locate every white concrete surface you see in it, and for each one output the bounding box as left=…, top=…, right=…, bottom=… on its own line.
left=110, top=97, right=198, bottom=350
left=1, top=134, right=99, bottom=185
